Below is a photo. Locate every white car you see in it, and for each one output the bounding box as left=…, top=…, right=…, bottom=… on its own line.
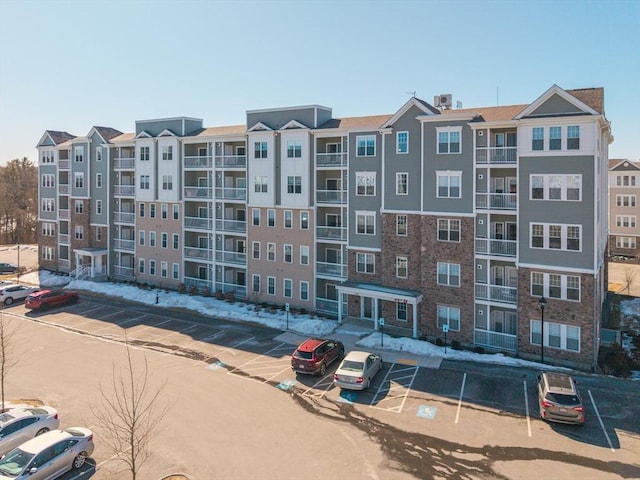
left=0, top=427, right=94, bottom=480
left=0, top=407, right=59, bottom=456
left=333, top=351, right=383, bottom=390
left=0, top=285, right=39, bottom=306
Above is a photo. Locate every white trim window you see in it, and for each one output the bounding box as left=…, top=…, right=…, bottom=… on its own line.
left=74, top=172, right=84, bottom=188
left=41, top=223, right=55, bottom=236
left=300, top=281, right=309, bottom=301
left=616, top=237, right=637, bottom=249
left=161, top=232, right=168, bottom=249
left=437, top=305, right=460, bottom=331
left=396, top=215, right=407, bottom=236
left=284, top=244, right=293, bottom=263
left=356, top=135, right=375, bottom=157
left=74, top=146, right=84, bottom=162
left=139, top=230, right=145, bottom=246
left=549, top=126, right=561, bottom=150
left=41, top=198, right=55, bottom=212
left=173, top=234, right=179, bottom=250
left=531, top=272, right=580, bottom=301
left=397, top=301, right=407, bottom=321
left=287, top=176, right=302, bottom=194
left=139, top=146, right=150, bottom=161
left=532, top=127, right=544, bottom=151
left=530, top=320, right=580, bottom=352
left=162, top=175, right=173, bottom=191
left=252, top=241, right=261, bottom=260
left=74, top=200, right=83, bottom=214
left=397, top=131, right=408, bottom=154
left=161, top=145, right=173, bottom=160
left=284, top=210, right=293, bottom=229
left=438, top=219, right=460, bottom=242
left=140, top=175, right=150, bottom=190
left=161, top=204, right=168, bottom=219
left=252, top=274, right=261, bottom=293
left=138, top=259, right=145, bottom=274
left=437, top=262, right=460, bottom=287
left=287, top=141, right=302, bottom=158
left=95, top=200, right=102, bottom=215
left=356, top=252, right=375, bottom=274
left=96, top=173, right=102, bottom=188
left=396, top=256, right=408, bottom=278
left=616, top=215, right=637, bottom=228
left=284, top=279, right=293, bottom=298
left=437, top=127, right=461, bottom=154
left=139, top=203, right=145, bottom=217
left=300, top=246, right=309, bottom=265
left=396, top=172, right=408, bottom=195
left=172, top=263, right=179, bottom=280
left=355, top=172, right=376, bottom=196
left=74, top=225, right=84, bottom=240
left=254, top=176, right=268, bottom=193
left=254, top=141, right=268, bottom=159
left=356, top=211, right=375, bottom=235
left=530, top=174, right=581, bottom=201
left=96, top=227, right=102, bottom=241
left=149, top=231, right=156, bottom=247
left=567, top=125, right=580, bottom=150
left=173, top=204, right=179, bottom=220
left=252, top=208, right=260, bottom=227
left=41, top=174, right=55, bottom=187
left=267, top=209, right=275, bottom=227
left=42, top=247, right=54, bottom=261
left=530, top=223, right=581, bottom=251
left=161, top=261, right=168, bottom=278
left=149, top=260, right=156, bottom=276
left=267, top=276, right=276, bottom=295
left=616, top=194, right=637, bottom=207
left=267, top=242, right=276, bottom=262
left=96, top=147, right=102, bottom=162
left=300, top=211, right=309, bottom=230
left=616, top=175, right=637, bottom=187
left=436, top=171, right=461, bottom=198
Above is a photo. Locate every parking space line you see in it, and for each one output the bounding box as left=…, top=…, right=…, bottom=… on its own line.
left=264, top=366, right=294, bottom=382
left=524, top=381, right=532, bottom=437
left=370, top=364, right=419, bottom=413
left=128, top=318, right=172, bottom=338
left=154, top=322, right=199, bottom=343
left=455, top=372, right=467, bottom=424
left=197, top=329, right=226, bottom=342
left=229, top=342, right=289, bottom=372
left=588, top=390, right=614, bottom=452
left=208, top=336, right=255, bottom=359
left=302, top=374, right=334, bottom=397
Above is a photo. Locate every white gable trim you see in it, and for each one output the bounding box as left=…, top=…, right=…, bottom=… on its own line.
left=515, top=84, right=599, bottom=119
left=36, top=132, right=55, bottom=147
left=280, top=119, right=308, bottom=130
left=136, top=131, right=153, bottom=139
left=247, top=122, right=273, bottom=132
left=158, top=129, right=177, bottom=137
left=87, top=127, right=107, bottom=144
left=382, top=97, right=438, bottom=128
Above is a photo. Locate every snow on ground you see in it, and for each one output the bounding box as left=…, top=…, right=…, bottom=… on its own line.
left=15, top=270, right=639, bottom=377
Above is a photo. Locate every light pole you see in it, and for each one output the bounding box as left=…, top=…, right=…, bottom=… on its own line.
left=539, top=296, right=547, bottom=364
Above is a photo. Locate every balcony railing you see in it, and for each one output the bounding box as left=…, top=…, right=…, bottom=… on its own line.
left=215, top=282, right=247, bottom=299
left=113, top=157, right=135, bottom=169
left=58, top=184, right=70, bottom=194
left=58, top=233, right=70, bottom=244
left=58, top=259, right=71, bottom=270
left=184, top=187, right=212, bottom=198
left=316, top=153, right=347, bottom=167
left=113, top=265, right=135, bottom=279
left=474, top=329, right=517, bottom=352
left=59, top=209, right=70, bottom=220
left=184, top=155, right=213, bottom=169
left=215, top=155, right=247, bottom=168
left=316, top=190, right=347, bottom=204
left=215, top=187, right=246, bottom=201
left=475, top=283, right=517, bottom=304
left=215, top=250, right=246, bottom=265
left=475, top=146, right=517, bottom=164
left=316, top=226, right=347, bottom=241
left=215, top=219, right=247, bottom=233
left=113, top=238, right=135, bottom=251
left=475, top=193, right=517, bottom=210
left=114, top=185, right=135, bottom=196
left=184, top=276, right=213, bottom=290
left=185, top=216, right=213, bottom=230
left=184, top=246, right=212, bottom=261
left=58, top=159, right=70, bottom=170
left=475, top=238, right=517, bottom=257
left=316, top=261, right=347, bottom=278
left=114, top=211, right=135, bottom=224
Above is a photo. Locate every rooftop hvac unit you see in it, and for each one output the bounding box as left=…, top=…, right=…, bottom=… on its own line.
left=434, top=94, right=453, bottom=108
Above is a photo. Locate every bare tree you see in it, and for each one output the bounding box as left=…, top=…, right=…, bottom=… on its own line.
left=0, top=310, right=18, bottom=410
left=623, top=266, right=637, bottom=296
left=92, top=333, right=169, bottom=479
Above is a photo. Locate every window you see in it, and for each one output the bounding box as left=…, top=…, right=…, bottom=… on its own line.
left=41, top=198, right=55, bottom=212
left=161, top=204, right=168, bottom=219
left=161, top=233, right=168, bottom=249
left=356, top=253, right=375, bottom=274
left=140, top=175, right=150, bottom=190
left=74, top=172, right=84, bottom=188
left=396, top=173, right=408, bottom=195
left=300, top=246, right=309, bottom=265
left=252, top=208, right=260, bottom=226
left=616, top=237, right=637, bottom=249
left=42, top=247, right=54, bottom=260
left=532, top=127, right=544, bottom=150
left=396, top=256, right=408, bottom=278
left=397, top=131, right=408, bottom=154
left=549, top=126, right=561, bottom=150
left=173, top=234, right=179, bottom=249
left=567, top=125, right=580, bottom=150
left=252, top=274, right=261, bottom=293
left=437, top=172, right=461, bottom=198
left=300, top=211, right=309, bottom=229
left=617, top=175, right=637, bottom=187
left=161, top=261, right=168, bottom=278
left=74, top=146, right=84, bottom=162
left=267, top=209, right=275, bottom=227
left=356, top=172, right=376, bottom=196
left=139, top=203, right=145, bottom=217
left=300, top=281, right=309, bottom=301
left=396, top=215, right=407, bottom=236
left=173, top=204, right=179, bottom=220
left=162, top=175, right=173, bottom=190
left=173, top=263, right=179, bottom=280
left=438, top=219, right=460, bottom=242
left=139, top=230, right=145, bottom=246
left=252, top=241, right=260, bottom=260
left=616, top=195, right=637, bottom=207
left=284, top=279, right=293, bottom=298
left=96, top=200, right=102, bottom=215
left=74, top=200, right=84, bottom=214
left=150, top=203, right=156, bottom=218
left=437, top=262, right=460, bottom=286
left=530, top=272, right=581, bottom=301
left=397, top=302, right=407, bottom=321
left=530, top=174, right=581, bottom=201
left=356, top=135, right=376, bottom=156
left=42, top=223, right=55, bottom=236
left=284, top=210, right=293, bottom=229
left=254, top=176, right=268, bottom=193
left=75, top=225, right=84, bottom=240
left=138, top=259, right=145, bottom=274
left=616, top=215, right=637, bottom=228
left=267, top=242, right=275, bottom=261
left=287, top=141, right=302, bottom=158
left=149, top=260, right=156, bottom=276
left=437, top=128, right=461, bottom=154
left=267, top=276, right=276, bottom=295
left=41, top=174, right=55, bottom=187
left=356, top=211, right=375, bottom=235
left=254, top=141, right=268, bottom=159
left=162, top=145, right=173, bottom=160
left=437, top=305, right=460, bottom=331
left=530, top=223, right=581, bottom=251
left=149, top=231, right=156, bottom=247
left=287, top=176, right=302, bottom=194
left=140, top=146, right=150, bottom=161
left=284, top=244, right=293, bottom=263
left=96, top=173, right=102, bottom=188
left=530, top=320, right=580, bottom=352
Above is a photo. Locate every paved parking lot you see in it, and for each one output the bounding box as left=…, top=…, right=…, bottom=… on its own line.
left=2, top=293, right=640, bottom=479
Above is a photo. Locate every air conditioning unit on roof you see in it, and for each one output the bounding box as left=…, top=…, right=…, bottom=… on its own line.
left=434, top=94, right=453, bottom=109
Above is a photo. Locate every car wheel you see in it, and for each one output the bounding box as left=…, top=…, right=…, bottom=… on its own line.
left=73, top=453, right=87, bottom=469
left=319, top=363, right=327, bottom=376
left=4, top=297, right=12, bottom=305
left=35, top=428, right=49, bottom=436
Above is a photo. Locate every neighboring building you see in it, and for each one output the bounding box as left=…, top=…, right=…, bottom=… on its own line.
left=36, top=84, right=612, bottom=370
left=608, top=159, right=640, bottom=258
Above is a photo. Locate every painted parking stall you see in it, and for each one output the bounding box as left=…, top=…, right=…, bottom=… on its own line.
left=370, top=360, right=420, bottom=413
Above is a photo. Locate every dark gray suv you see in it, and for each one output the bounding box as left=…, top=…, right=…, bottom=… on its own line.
left=537, top=372, right=585, bottom=425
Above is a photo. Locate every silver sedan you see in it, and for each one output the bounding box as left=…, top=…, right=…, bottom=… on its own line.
left=0, top=407, right=60, bottom=456
left=333, top=351, right=383, bottom=390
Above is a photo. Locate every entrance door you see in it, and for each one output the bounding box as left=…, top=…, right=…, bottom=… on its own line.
left=362, top=297, right=373, bottom=320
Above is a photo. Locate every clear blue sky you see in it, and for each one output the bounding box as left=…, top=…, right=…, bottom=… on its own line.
left=0, top=0, right=638, bottom=166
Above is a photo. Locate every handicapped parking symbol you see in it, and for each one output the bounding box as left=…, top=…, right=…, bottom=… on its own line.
left=276, top=379, right=298, bottom=391
left=417, top=405, right=437, bottom=419
left=207, top=361, right=226, bottom=371
left=337, top=390, right=359, bottom=404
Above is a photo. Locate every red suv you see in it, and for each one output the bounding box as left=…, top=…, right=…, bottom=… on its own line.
left=291, top=338, right=344, bottom=376
left=25, top=289, right=79, bottom=310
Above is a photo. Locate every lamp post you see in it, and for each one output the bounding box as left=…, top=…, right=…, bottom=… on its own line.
left=539, top=296, right=547, bottom=364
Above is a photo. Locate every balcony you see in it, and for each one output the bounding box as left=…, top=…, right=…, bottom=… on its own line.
left=215, top=155, right=246, bottom=169
left=114, top=185, right=135, bottom=196
left=215, top=187, right=246, bottom=201
left=58, top=258, right=71, bottom=270
left=113, top=238, right=135, bottom=251
left=59, top=209, right=70, bottom=220
left=58, top=159, right=70, bottom=170
left=113, top=157, right=135, bottom=169
left=475, top=283, right=517, bottom=304
left=215, top=282, right=247, bottom=299
left=316, top=226, right=347, bottom=241
left=58, top=184, right=70, bottom=195
left=184, top=187, right=212, bottom=199
left=316, top=190, right=347, bottom=204
left=184, top=155, right=213, bottom=169
left=114, top=211, right=135, bottom=224
left=185, top=216, right=213, bottom=230
left=215, top=250, right=246, bottom=265
left=215, top=219, right=247, bottom=233
left=184, top=246, right=212, bottom=261
left=58, top=233, right=70, bottom=244
left=113, top=265, right=135, bottom=279
left=475, top=193, right=517, bottom=210
left=475, top=238, right=517, bottom=257
left=316, top=153, right=347, bottom=167
left=475, top=146, right=517, bottom=164
left=316, top=261, right=347, bottom=279
left=474, top=329, right=517, bottom=352
left=184, top=276, right=213, bottom=290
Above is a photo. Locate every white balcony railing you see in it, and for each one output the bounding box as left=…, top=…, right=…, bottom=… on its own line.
left=184, top=187, right=212, bottom=198
left=316, top=153, right=347, bottom=167
left=215, top=219, right=247, bottom=233
left=58, top=159, right=70, bottom=170
left=475, top=283, right=517, bottom=304
left=58, top=184, right=70, bottom=194
left=184, top=246, right=212, bottom=260
left=316, top=190, right=347, bottom=204
left=475, top=238, right=517, bottom=257
left=474, top=329, right=517, bottom=352
left=215, top=282, right=247, bottom=299
left=215, top=187, right=246, bottom=201
left=215, top=155, right=246, bottom=168
left=58, top=258, right=71, bottom=270
left=114, top=185, right=135, bottom=196
left=114, top=211, right=135, bottom=224
left=58, top=233, right=70, bottom=244
left=59, top=209, right=70, bottom=220
left=316, top=261, right=347, bottom=278
left=113, top=238, right=135, bottom=251
left=475, top=146, right=517, bottom=164
left=215, top=250, right=246, bottom=265
left=185, top=216, right=213, bottom=230
left=475, top=193, right=517, bottom=210
left=184, top=276, right=213, bottom=290
left=113, top=265, right=135, bottom=278
left=113, top=157, right=135, bottom=169
left=316, top=226, right=347, bottom=241
left=184, top=155, right=213, bottom=169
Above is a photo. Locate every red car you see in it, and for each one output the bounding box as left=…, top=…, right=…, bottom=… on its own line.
left=25, top=289, right=79, bottom=310
left=291, top=338, right=344, bottom=376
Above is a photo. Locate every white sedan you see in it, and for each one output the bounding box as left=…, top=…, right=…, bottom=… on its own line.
left=0, top=285, right=39, bottom=305
left=0, top=406, right=60, bottom=456
left=333, top=351, right=383, bottom=390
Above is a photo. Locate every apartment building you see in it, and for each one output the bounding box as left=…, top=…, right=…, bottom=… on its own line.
left=36, top=84, right=611, bottom=370
left=608, top=159, right=640, bottom=258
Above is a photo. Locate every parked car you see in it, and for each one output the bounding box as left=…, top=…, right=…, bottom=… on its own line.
left=24, top=290, right=79, bottom=310
left=0, top=427, right=94, bottom=479
left=0, top=264, right=17, bottom=274
left=0, top=285, right=40, bottom=306
left=537, top=371, right=585, bottom=425
left=291, top=338, right=345, bottom=376
left=333, top=351, right=383, bottom=390
left=0, top=407, right=59, bottom=456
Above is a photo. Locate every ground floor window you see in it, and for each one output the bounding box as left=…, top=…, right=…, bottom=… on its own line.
left=437, top=305, right=460, bottom=331
left=530, top=320, right=580, bottom=352
left=397, top=301, right=407, bottom=321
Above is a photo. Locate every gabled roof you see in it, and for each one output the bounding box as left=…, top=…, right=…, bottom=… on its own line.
left=317, top=114, right=392, bottom=130
left=37, top=130, right=76, bottom=147
left=566, top=87, right=604, bottom=114
left=247, top=122, right=273, bottom=132
left=88, top=126, right=123, bottom=143
left=110, top=133, right=136, bottom=143
left=515, top=84, right=600, bottom=120
left=280, top=119, right=309, bottom=130
left=135, top=131, right=153, bottom=139
left=158, top=129, right=177, bottom=137
left=609, top=159, right=640, bottom=171
left=443, top=104, right=528, bottom=123
left=187, top=125, right=246, bottom=137
left=381, top=97, right=439, bottom=128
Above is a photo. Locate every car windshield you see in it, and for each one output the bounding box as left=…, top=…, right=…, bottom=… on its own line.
left=546, top=392, right=581, bottom=406
left=340, top=360, right=364, bottom=372
left=0, top=448, right=34, bottom=476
